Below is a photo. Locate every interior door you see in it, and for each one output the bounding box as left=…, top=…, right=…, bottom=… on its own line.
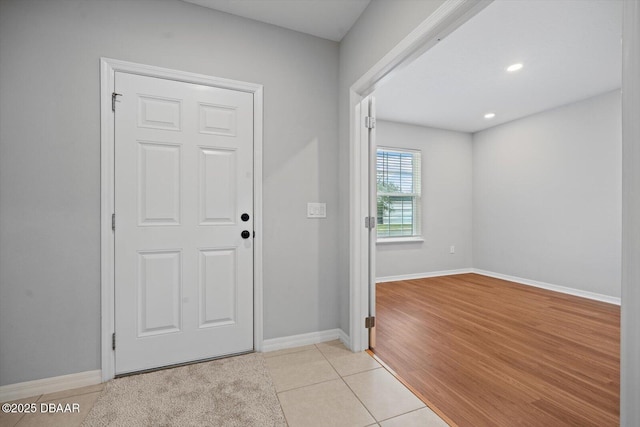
left=114, top=72, right=254, bottom=374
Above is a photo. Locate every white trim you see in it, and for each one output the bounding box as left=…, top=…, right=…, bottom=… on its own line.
left=473, top=269, right=621, bottom=306
left=621, top=1, right=640, bottom=423
left=349, top=0, right=492, bottom=353
left=0, top=370, right=102, bottom=402
left=338, top=329, right=350, bottom=349
left=376, top=237, right=424, bottom=244
left=261, top=329, right=347, bottom=353
left=99, top=58, right=264, bottom=380
left=100, top=58, right=116, bottom=383
left=253, top=87, right=264, bottom=352
left=376, top=268, right=473, bottom=283
left=349, top=95, right=369, bottom=353
left=352, top=0, right=492, bottom=97
left=375, top=268, right=620, bottom=305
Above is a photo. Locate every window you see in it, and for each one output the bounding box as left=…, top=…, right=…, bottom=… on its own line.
left=376, top=148, right=421, bottom=239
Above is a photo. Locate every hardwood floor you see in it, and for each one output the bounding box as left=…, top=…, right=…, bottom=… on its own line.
left=372, top=273, right=620, bottom=427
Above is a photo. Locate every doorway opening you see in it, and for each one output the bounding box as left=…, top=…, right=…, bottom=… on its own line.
left=356, top=0, right=621, bottom=426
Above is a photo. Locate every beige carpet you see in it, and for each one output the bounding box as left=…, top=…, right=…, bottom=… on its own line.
left=82, top=353, right=287, bottom=427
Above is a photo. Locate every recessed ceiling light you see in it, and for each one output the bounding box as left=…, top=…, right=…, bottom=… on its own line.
left=484, top=113, right=496, bottom=119
left=506, top=63, right=523, bottom=72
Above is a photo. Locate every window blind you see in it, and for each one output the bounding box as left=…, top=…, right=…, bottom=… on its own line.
left=376, top=148, right=421, bottom=238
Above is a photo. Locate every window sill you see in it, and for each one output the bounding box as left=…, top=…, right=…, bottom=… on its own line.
left=376, top=236, right=424, bottom=244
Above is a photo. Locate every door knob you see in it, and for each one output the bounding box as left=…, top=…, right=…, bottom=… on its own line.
left=241, top=213, right=250, bottom=222
left=241, top=230, right=251, bottom=239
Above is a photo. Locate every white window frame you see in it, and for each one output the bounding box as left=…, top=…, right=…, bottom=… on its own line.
left=376, top=147, right=422, bottom=242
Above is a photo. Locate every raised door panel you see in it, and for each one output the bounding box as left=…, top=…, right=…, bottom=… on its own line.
left=138, top=95, right=181, bottom=131
left=198, top=147, right=236, bottom=225
left=137, top=250, right=182, bottom=337
left=138, top=142, right=181, bottom=226
left=199, top=103, right=237, bottom=136
left=198, top=248, right=237, bottom=328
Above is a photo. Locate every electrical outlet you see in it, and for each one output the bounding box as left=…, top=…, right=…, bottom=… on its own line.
left=450, top=245, right=455, bottom=254
left=307, top=203, right=326, bottom=218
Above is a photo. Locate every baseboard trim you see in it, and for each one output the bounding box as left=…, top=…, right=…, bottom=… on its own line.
left=262, top=328, right=347, bottom=353
left=376, top=268, right=620, bottom=305
left=472, top=269, right=621, bottom=305
left=376, top=268, right=473, bottom=283
left=0, top=370, right=102, bottom=402
left=338, top=329, right=350, bottom=349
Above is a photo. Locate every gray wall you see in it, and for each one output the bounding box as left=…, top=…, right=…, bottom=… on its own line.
left=0, top=0, right=339, bottom=386
left=375, top=120, right=473, bottom=279
left=473, top=91, right=622, bottom=298
left=375, top=92, right=621, bottom=299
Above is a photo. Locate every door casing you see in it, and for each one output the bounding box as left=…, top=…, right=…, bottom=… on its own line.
left=100, top=58, right=264, bottom=381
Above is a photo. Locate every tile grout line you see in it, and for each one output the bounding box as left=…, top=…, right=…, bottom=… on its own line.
left=314, top=343, right=383, bottom=379
left=376, top=406, right=429, bottom=424
left=273, top=391, right=290, bottom=427
left=270, top=343, right=421, bottom=426
left=262, top=354, right=290, bottom=427
left=14, top=414, right=26, bottom=427
left=37, top=386, right=105, bottom=403
left=315, top=343, right=380, bottom=425
left=13, top=391, right=104, bottom=427
left=360, top=354, right=434, bottom=424
left=276, top=377, right=339, bottom=394
left=13, top=411, right=27, bottom=427
left=366, top=351, right=454, bottom=426
left=6, top=393, right=41, bottom=427
left=266, top=348, right=332, bottom=426
left=77, top=391, right=106, bottom=426
left=256, top=354, right=289, bottom=427
left=268, top=345, right=344, bottom=394
left=266, top=346, right=342, bottom=394
left=263, top=343, right=329, bottom=359
left=325, top=345, right=430, bottom=425
left=278, top=350, right=351, bottom=426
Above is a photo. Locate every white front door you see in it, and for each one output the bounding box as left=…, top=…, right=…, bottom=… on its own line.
left=114, top=72, right=254, bottom=374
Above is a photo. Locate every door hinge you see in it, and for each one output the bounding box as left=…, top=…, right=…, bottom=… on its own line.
left=364, top=116, right=376, bottom=129
left=112, top=92, right=122, bottom=112
left=365, top=216, right=376, bottom=229
left=111, top=213, right=116, bottom=231
left=365, top=316, right=376, bottom=329
left=112, top=333, right=116, bottom=350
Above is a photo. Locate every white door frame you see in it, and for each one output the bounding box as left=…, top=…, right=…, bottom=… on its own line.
left=621, top=1, right=640, bottom=424
left=349, top=1, right=640, bottom=424
left=349, top=0, right=491, bottom=353
left=100, top=58, right=264, bottom=381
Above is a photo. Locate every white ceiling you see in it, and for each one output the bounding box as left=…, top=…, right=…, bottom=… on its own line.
left=181, top=0, right=370, bottom=42
left=181, top=0, right=622, bottom=133
left=375, top=0, right=623, bottom=133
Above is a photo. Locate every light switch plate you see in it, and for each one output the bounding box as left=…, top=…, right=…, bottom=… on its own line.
left=307, top=203, right=326, bottom=218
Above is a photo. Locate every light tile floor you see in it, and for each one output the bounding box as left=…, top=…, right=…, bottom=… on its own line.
left=0, top=384, right=103, bottom=427
left=265, top=340, right=449, bottom=427
left=1, top=341, right=448, bottom=426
